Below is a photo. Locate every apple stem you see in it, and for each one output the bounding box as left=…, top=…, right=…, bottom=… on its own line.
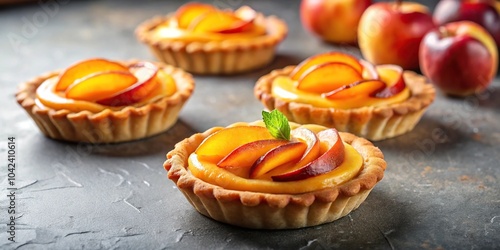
left=439, top=26, right=451, bottom=37
left=395, top=0, right=402, bottom=7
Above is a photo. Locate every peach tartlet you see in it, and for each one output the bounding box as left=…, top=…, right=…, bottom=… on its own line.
left=16, top=58, right=194, bottom=143
left=136, top=2, right=287, bottom=74
left=164, top=110, right=386, bottom=229
left=254, top=52, right=436, bottom=141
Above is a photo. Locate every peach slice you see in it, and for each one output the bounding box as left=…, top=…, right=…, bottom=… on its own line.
left=65, top=71, right=138, bottom=102
left=234, top=5, right=258, bottom=21
left=175, top=2, right=217, bottom=29
left=322, top=80, right=386, bottom=99
left=291, top=52, right=363, bottom=81
left=373, top=64, right=407, bottom=98
left=218, top=6, right=258, bottom=34
left=56, top=58, right=129, bottom=91
left=290, top=127, right=321, bottom=168
left=217, top=139, right=288, bottom=168
left=217, top=20, right=254, bottom=34
left=136, top=69, right=176, bottom=104
left=360, top=59, right=379, bottom=80
left=97, top=62, right=159, bottom=106
left=296, top=62, right=363, bottom=93
left=196, top=126, right=274, bottom=163
left=155, top=69, right=177, bottom=97
left=260, top=127, right=322, bottom=179
left=188, top=11, right=252, bottom=34
left=249, top=141, right=307, bottom=179
left=272, top=128, right=345, bottom=182
left=216, top=139, right=288, bottom=177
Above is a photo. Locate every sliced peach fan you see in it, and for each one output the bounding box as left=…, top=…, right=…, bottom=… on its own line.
left=291, top=52, right=364, bottom=80
left=143, top=4, right=268, bottom=46
left=174, top=2, right=216, bottom=29
left=56, top=58, right=129, bottom=91
left=270, top=52, right=412, bottom=109
left=16, top=58, right=195, bottom=144
left=135, top=2, right=287, bottom=75
left=170, top=3, right=265, bottom=36
left=293, top=52, right=407, bottom=98
left=35, top=58, right=177, bottom=112
left=164, top=120, right=386, bottom=229
left=217, top=139, right=288, bottom=169
left=188, top=124, right=363, bottom=194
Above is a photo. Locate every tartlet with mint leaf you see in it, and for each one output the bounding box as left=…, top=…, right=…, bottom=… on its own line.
left=164, top=110, right=386, bottom=229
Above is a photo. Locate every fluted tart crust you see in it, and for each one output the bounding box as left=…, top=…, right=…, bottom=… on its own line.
left=135, top=13, right=287, bottom=75
left=254, top=66, right=435, bottom=141
left=16, top=61, right=194, bottom=143
left=164, top=122, right=386, bottom=229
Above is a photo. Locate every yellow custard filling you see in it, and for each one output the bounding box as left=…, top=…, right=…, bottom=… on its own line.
left=272, top=76, right=411, bottom=109
left=152, top=20, right=267, bottom=42
left=35, top=69, right=177, bottom=113
left=187, top=123, right=364, bottom=194
left=150, top=3, right=268, bottom=42
left=189, top=145, right=362, bottom=194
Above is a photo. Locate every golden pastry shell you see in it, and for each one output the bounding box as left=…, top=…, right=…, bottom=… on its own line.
left=254, top=66, right=436, bottom=141
left=164, top=122, right=386, bottom=229
left=135, top=12, right=288, bottom=75
left=16, top=61, right=195, bottom=143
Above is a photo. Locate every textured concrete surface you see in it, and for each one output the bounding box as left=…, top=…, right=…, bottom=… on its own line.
left=0, top=0, right=499, bottom=249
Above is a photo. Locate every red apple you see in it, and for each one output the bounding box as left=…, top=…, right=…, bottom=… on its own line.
left=272, top=128, right=345, bottom=182
left=300, top=0, right=372, bottom=44
left=358, top=1, right=436, bottom=69
left=433, top=0, right=500, bottom=48
left=419, top=21, right=498, bottom=96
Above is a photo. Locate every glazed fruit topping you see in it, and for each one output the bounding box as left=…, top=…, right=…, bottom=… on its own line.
left=323, top=80, right=386, bottom=99
left=195, top=110, right=346, bottom=181
left=56, top=58, right=166, bottom=106
left=65, top=71, right=138, bottom=102
left=97, top=62, right=159, bottom=106
left=174, top=3, right=216, bottom=29
left=292, top=52, right=408, bottom=98
left=174, top=2, right=260, bottom=34
left=371, top=64, right=407, bottom=98
left=291, top=52, right=363, bottom=81
left=55, top=58, right=129, bottom=91
left=297, top=62, right=364, bottom=94
left=272, top=128, right=345, bottom=182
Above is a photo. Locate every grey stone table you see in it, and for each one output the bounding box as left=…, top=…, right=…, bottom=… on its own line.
left=1, top=0, right=499, bottom=249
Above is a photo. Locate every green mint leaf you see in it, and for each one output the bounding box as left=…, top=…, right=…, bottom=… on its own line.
left=262, top=110, right=290, bottom=140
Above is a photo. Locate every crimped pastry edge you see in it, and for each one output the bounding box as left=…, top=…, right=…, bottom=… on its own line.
left=254, top=66, right=436, bottom=141
left=164, top=122, right=386, bottom=229
left=15, top=61, right=195, bottom=143
left=135, top=14, right=288, bottom=75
